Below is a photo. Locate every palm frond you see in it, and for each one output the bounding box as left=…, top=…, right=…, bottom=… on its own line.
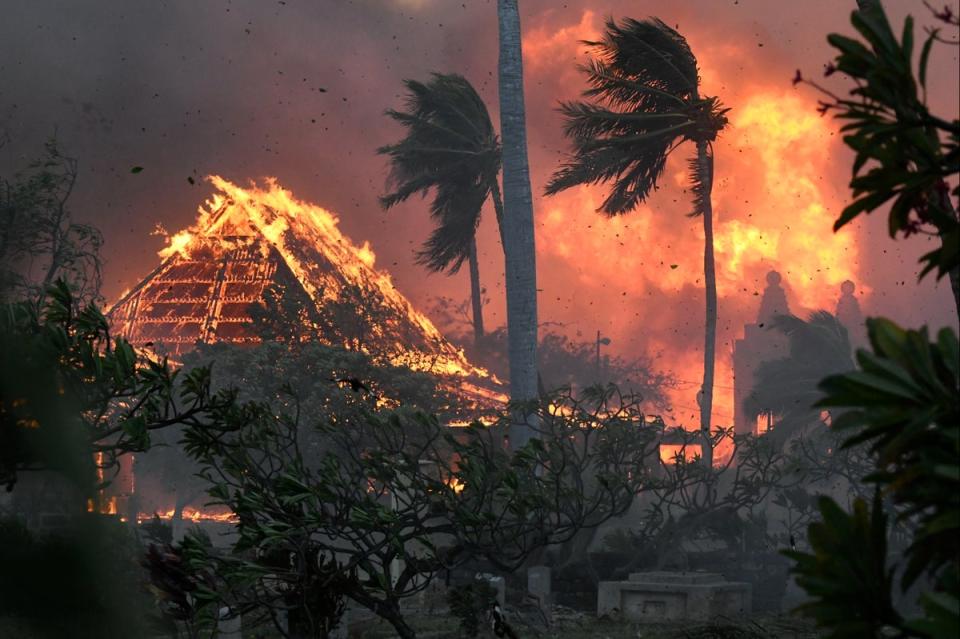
left=580, top=59, right=685, bottom=111
left=546, top=17, right=705, bottom=214
left=415, top=179, right=490, bottom=274
left=586, top=17, right=699, bottom=101
left=378, top=73, right=500, bottom=273
left=545, top=121, right=685, bottom=214
left=557, top=101, right=691, bottom=141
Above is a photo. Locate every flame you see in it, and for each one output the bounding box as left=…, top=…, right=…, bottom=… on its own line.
left=721, top=93, right=866, bottom=308
left=659, top=443, right=702, bottom=464
left=158, top=229, right=195, bottom=260
left=537, top=91, right=863, bottom=437
left=117, top=175, right=498, bottom=386
left=87, top=495, right=118, bottom=515
left=138, top=507, right=238, bottom=524
left=445, top=476, right=465, bottom=494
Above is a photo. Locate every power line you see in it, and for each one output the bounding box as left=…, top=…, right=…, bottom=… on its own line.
left=670, top=378, right=738, bottom=392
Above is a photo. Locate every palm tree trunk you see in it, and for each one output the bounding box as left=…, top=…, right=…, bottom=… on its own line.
left=497, top=0, right=539, bottom=449
left=468, top=237, right=485, bottom=345
left=697, top=140, right=717, bottom=468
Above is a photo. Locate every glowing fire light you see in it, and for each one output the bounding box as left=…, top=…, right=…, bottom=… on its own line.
left=659, top=444, right=702, bottom=464
left=138, top=507, right=238, bottom=524
left=111, top=176, right=501, bottom=394
left=445, top=477, right=466, bottom=494
left=537, top=90, right=863, bottom=443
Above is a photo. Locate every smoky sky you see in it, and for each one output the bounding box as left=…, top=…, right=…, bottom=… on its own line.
left=2, top=0, right=957, bottom=421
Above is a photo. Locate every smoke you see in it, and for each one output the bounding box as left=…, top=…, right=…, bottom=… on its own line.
left=1, top=0, right=956, bottom=426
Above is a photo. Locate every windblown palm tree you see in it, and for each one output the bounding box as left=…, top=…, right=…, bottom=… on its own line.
left=498, top=0, right=540, bottom=448
left=545, top=17, right=729, bottom=465
left=378, top=73, right=504, bottom=346
left=744, top=312, right=855, bottom=446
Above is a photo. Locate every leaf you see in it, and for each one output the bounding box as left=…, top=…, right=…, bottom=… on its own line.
left=835, top=190, right=896, bottom=230
left=130, top=166, right=144, bottom=174
left=918, top=31, right=936, bottom=89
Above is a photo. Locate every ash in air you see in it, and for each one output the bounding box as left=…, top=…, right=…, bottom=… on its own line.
left=1, top=1, right=957, bottom=638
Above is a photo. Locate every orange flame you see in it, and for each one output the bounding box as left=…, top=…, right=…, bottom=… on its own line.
left=445, top=476, right=466, bottom=494
left=537, top=94, right=862, bottom=434
left=120, top=175, right=499, bottom=385
left=659, top=443, right=702, bottom=464
left=138, top=507, right=238, bottom=524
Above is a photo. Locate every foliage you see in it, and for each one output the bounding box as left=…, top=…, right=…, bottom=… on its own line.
left=784, top=7, right=959, bottom=636
left=545, top=17, right=728, bottom=215
left=785, top=494, right=901, bottom=638
left=457, top=385, right=659, bottom=568
left=181, top=338, right=466, bottom=422
left=0, top=280, right=225, bottom=492
left=446, top=580, right=498, bottom=639
left=136, top=312, right=477, bottom=524
left=249, top=281, right=326, bottom=346
left=0, top=138, right=102, bottom=304
left=175, top=384, right=658, bottom=638
left=787, top=318, right=960, bottom=637
left=619, top=425, right=791, bottom=575
left=249, top=275, right=462, bottom=377
left=429, top=298, right=675, bottom=410
left=141, top=532, right=221, bottom=639
left=378, top=73, right=503, bottom=273
left=0, top=514, right=158, bottom=638
left=795, top=4, right=960, bottom=282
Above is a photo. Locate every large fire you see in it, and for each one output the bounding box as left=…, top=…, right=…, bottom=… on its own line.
left=138, top=507, right=238, bottom=524
left=110, top=176, right=500, bottom=389
left=530, top=12, right=864, bottom=435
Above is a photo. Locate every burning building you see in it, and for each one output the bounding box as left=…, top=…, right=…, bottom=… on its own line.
left=104, top=176, right=505, bottom=525
left=107, top=175, right=491, bottom=384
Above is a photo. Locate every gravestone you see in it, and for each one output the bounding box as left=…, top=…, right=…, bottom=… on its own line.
left=330, top=607, right=349, bottom=639
left=218, top=607, right=241, bottom=639
left=527, top=566, right=552, bottom=621
left=597, top=571, right=751, bottom=622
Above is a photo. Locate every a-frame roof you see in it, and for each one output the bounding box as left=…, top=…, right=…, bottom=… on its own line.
left=107, top=176, right=489, bottom=382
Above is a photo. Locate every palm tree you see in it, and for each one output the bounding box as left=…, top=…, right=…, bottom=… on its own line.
left=378, top=73, right=504, bottom=347
left=744, top=312, right=855, bottom=446
left=497, top=0, right=540, bottom=448
left=545, top=17, right=728, bottom=466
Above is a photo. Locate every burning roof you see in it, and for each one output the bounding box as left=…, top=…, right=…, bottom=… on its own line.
left=108, top=176, right=496, bottom=386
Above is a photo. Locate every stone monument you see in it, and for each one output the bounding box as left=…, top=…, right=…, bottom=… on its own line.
left=598, top=571, right=751, bottom=622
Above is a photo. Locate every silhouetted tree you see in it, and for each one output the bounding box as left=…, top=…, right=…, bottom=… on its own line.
left=379, top=73, right=503, bottom=346
left=744, top=312, right=855, bottom=445
left=0, top=138, right=102, bottom=305
left=546, top=17, right=729, bottom=466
